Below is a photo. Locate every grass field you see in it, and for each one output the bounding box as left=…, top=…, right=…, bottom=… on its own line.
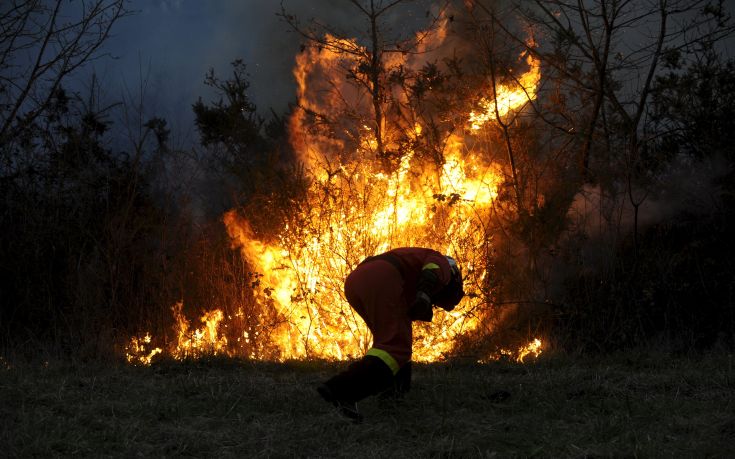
left=1, top=352, right=734, bottom=457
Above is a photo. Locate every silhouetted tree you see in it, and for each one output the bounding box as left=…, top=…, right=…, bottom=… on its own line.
left=193, top=59, right=262, bottom=159
left=0, top=0, right=128, bottom=146
left=192, top=59, right=307, bottom=237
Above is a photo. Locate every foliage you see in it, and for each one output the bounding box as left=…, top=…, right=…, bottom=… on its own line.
left=2, top=0, right=735, bottom=360
left=557, top=210, right=735, bottom=352
left=193, top=59, right=262, bottom=156
left=553, top=53, right=735, bottom=352
left=653, top=49, right=735, bottom=164
left=0, top=84, right=178, bottom=354
left=193, top=60, right=308, bottom=237
left=464, top=0, right=735, bottom=351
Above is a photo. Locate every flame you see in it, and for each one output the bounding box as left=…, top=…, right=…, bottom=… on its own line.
left=125, top=16, right=543, bottom=366
left=479, top=338, right=544, bottom=364
left=516, top=338, right=543, bottom=362
left=125, top=333, right=162, bottom=365
left=170, top=302, right=229, bottom=359
left=222, top=144, right=503, bottom=363
left=469, top=50, right=541, bottom=130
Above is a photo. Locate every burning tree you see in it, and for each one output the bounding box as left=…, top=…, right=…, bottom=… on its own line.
left=126, top=1, right=553, bottom=364
left=122, top=0, right=735, bottom=364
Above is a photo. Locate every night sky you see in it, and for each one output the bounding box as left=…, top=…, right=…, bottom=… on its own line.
left=51, top=0, right=735, bottom=148
left=83, top=1, right=372, bottom=146
left=82, top=0, right=437, bottom=148
left=89, top=1, right=291, bottom=146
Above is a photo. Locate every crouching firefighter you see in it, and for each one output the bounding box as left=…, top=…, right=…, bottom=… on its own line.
left=317, top=247, right=465, bottom=422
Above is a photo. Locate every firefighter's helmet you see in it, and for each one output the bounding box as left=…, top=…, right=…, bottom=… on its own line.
left=445, top=256, right=460, bottom=279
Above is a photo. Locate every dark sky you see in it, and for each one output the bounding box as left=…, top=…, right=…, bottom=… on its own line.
left=85, top=0, right=734, bottom=148
left=92, top=1, right=296, bottom=144
left=87, top=0, right=437, bottom=147
left=87, top=1, right=377, bottom=146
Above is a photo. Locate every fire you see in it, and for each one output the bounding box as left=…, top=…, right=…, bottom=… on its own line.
left=479, top=338, right=544, bottom=364
left=222, top=144, right=502, bottom=363
left=125, top=333, right=162, bottom=365
left=516, top=338, right=543, bottom=362
left=170, top=302, right=229, bottom=359
left=468, top=50, right=541, bottom=130
left=126, top=14, right=544, bottom=366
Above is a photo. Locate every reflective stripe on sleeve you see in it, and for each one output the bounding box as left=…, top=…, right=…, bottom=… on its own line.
left=422, top=263, right=440, bottom=270
left=366, top=348, right=400, bottom=375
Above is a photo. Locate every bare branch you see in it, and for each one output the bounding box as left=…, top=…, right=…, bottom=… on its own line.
left=0, top=0, right=128, bottom=142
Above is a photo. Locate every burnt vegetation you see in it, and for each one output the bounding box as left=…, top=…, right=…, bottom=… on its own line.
left=1, top=0, right=734, bottom=362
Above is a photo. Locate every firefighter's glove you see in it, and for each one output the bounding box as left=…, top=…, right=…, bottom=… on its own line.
left=434, top=269, right=465, bottom=312
left=409, top=291, right=433, bottom=322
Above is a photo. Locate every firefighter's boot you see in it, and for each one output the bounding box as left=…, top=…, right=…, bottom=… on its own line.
left=379, top=361, right=411, bottom=402
left=395, top=360, right=412, bottom=396
left=316, top=383, right=363, bottom=422
left=317, top=355, right=394, bottom=422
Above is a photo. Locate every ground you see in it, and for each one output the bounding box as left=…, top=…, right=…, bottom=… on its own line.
left=1, top=351, right=733, bottom=457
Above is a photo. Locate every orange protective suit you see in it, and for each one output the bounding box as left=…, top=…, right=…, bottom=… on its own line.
left=344, top=247, right=455, bottom=369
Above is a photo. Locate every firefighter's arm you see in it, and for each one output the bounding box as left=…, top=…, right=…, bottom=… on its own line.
left=408, top=263, right=445, bottom=322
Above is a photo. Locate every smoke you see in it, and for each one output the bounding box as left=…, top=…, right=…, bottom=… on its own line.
left=544, top=152, right=732, bottom=304
left=567, top=153, right=729, bottom=241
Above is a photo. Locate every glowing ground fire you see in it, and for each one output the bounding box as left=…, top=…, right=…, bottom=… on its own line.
left=126, top=19, right=543, bottom=366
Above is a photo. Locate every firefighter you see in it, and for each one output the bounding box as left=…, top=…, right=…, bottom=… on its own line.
left=317, top=247, right=465, bottom=422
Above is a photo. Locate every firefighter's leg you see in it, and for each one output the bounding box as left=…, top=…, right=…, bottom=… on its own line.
left=380, top=360, right=412, bottom=400
left=318, top=259, right=407, bottom=420
left=368, top=297, right=413, bottom=401
left=370, top=298, right=413, bottom=401
left=395, top=361, right=412, bottom=394
left=318, top=355, right=395, bottom=422
left=351, top=258, right=413, bottom=399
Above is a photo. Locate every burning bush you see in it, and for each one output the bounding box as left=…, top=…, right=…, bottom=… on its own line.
left=126, top=9, right=545, bottom=365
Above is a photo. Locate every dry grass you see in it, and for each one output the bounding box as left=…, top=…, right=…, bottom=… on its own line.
left=1, top=352, right=734, bottom=457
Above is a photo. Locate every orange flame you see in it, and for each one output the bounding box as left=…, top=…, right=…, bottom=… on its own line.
left=516, top=338, right=543, bottom=362
left=479, top=338, right=544, bottom=364
left=469, top=50, right=541, bottom=130
left=126, top=17, right=543, bottom=366
left=125, top=333, right=162, bottom=365
left=170, top=302, right=229, bottom=359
